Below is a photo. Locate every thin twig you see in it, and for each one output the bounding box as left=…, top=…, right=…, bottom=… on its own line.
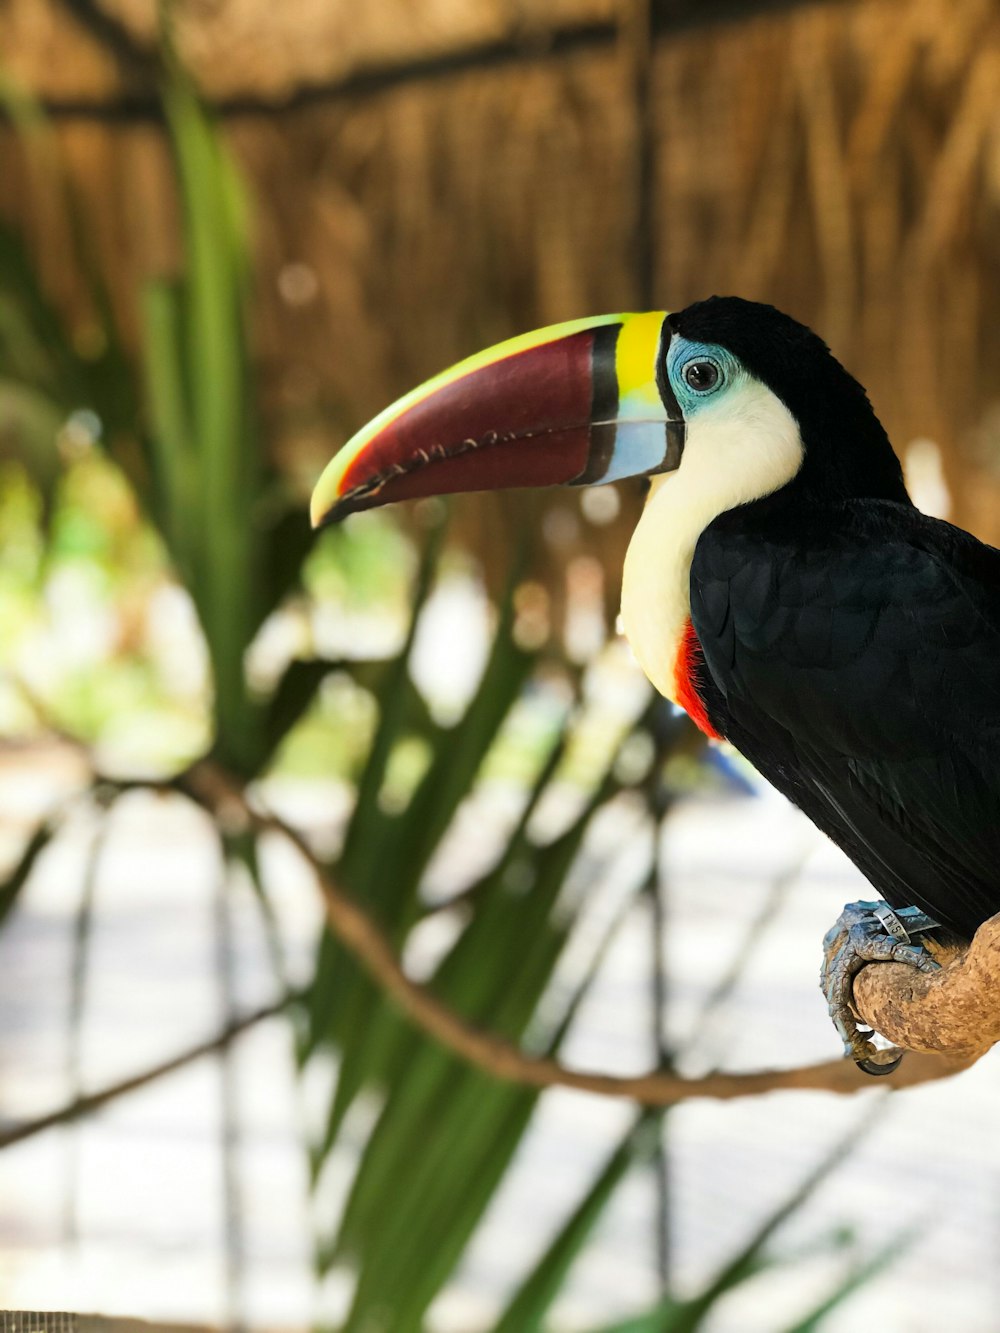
left=177, top=761, right=980, bottom=1105
left=677, top=842, right=810, bottom=1065
left=214, top=849, right=247, bottom=1331
left=0, top=994, right=299, bottom=1151
left=2, top=697, right=982, bottom=1106
left=62, top=814, right=107, bottom=1244
left=644, top=853, right=672, bottom=1284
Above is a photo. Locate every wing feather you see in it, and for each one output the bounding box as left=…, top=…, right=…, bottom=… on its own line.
left=691, top=500, right=1000, bottom=935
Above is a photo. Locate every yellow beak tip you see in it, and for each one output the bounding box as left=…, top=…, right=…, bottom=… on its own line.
left=310, top=467, right=342, bottom=529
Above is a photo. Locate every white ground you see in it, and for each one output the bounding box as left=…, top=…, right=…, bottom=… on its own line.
left=1, top=742, right=998, bottom=1332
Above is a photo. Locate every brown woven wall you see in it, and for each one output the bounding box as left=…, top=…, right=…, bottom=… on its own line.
left=3, top=0, right=1000, bottom=582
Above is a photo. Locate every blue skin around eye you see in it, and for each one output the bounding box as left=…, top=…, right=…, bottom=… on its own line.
left=666, top=337, right=743, bottom=417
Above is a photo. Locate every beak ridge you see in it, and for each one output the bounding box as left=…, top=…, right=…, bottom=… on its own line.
left=311, top=311, right=680, bottom=527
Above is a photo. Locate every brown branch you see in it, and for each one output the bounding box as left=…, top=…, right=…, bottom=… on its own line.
left=0, top=994, right=297, bottom=1150
left=3, top=686, right=981, bottom=1104
left=0, top=0, right=848, bottom=125
left=177, top=761, right=979, bottom=1105
left=853, top=917, right=1000, bottom=1062
left=55, top=0, right=159, bottom=79
left=2, top=23, right=616, bottom=125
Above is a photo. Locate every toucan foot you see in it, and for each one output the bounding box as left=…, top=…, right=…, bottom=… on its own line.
left=820, top=900, right=941, bottom=1076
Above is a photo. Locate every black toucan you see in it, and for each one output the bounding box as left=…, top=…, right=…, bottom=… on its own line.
left=312, top=297, right=1000, bottom=1073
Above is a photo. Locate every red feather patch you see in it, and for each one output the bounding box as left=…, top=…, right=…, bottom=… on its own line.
left=674, top=619, right=722, bottom=740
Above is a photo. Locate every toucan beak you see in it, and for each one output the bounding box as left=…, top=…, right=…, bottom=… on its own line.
left=310, top=310, right=682, bottom=528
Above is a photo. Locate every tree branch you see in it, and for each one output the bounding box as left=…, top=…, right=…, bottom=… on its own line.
left=0, top=993, right=297, bottom=1150
left=176, top=761, right=983, bottom=1104
left=1, top=23, right=616, bottom=125
left=853, top=918, right=1000, bottom=1062
left=2, top=690, right=985, bottom=1106
left=0, top=0, right=848, bottom=125
left=54, top=0, right=158, bottom=79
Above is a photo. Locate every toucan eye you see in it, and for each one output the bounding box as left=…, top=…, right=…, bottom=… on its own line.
left=683, top=358, right=722, bottom=393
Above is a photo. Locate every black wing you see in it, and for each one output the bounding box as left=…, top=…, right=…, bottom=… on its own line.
left=690, top=500, right=1000, bottom=936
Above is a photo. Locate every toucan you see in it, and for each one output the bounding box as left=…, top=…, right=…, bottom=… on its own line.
left=311, top=297, right=1000, bottom=1074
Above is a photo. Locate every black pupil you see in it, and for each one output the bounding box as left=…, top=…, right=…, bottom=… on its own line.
left=686, top=360, right=719, bottom=391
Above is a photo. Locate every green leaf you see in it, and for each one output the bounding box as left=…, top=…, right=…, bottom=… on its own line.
left=779, top=1226, right=919, bottom=1333
left=302, top=520, right=445, bottom=1063
left=493, top=1116, right=659, bottom=1333
left=314, top=701, right=587, bottom=1184
left=263, top=657, right=342, bottom=760
left=323, top=774, right=627, bottom=1333
left=391, top=569, right=533, bottom=879
left=140, top=277, right=198, bottom=576
left=152, top=42, right=262, bottom=774
left=259, top=501, right=315, bottom=627
left=311, top=725, right=564, bottom=1192
left=668, top=1105, right=885, bottom=1331
left=336, top=517, right=447, bottom=881
left=342, top=1081, right=540, bottom=1333
left=587, top=1306, right=683, bottom=1333
left=2, top=45, right=276, bottom=774
left=0, top=77, right=142, bottom=471
left=0, top=378, right=65, bottom=503
left=0, top=220, right=93, bottom=410
left=587, top=1104, right=887, bottom=1333
left=222, top=828, right=286, bottom=984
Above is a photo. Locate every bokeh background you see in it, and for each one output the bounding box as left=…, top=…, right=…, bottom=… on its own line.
left=2, top=0, right=1000, bottom=1328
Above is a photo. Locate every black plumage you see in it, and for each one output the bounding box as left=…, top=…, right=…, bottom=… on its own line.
left=674, top=298, right=1000, bottom=939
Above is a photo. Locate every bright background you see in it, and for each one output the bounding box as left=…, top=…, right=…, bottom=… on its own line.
left=2, top=1, right=1000, bottom=1329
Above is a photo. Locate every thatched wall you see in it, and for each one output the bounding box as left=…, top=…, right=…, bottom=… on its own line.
left=4, top=0, right=1000, bottom=592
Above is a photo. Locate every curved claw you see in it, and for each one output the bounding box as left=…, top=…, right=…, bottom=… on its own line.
left=820, top=899, right=941, bottom=1077
left=856, top=1050, right=905, bottom=1077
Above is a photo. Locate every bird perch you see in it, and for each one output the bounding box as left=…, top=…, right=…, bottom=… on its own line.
left=180, top=760, right=993, bottom=1101
left=4, top=700, right=993, bottom=1118
left=853, top=916, right=1000, bottom=1063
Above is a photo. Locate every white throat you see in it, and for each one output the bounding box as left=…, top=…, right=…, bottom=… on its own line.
left=620, top=380, right=803, bottom=702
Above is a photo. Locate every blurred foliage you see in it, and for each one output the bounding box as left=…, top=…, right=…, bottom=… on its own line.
left=0, top=47, right=910, bottom=1333
left=299, top=540, right=910, bottom=1331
